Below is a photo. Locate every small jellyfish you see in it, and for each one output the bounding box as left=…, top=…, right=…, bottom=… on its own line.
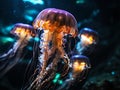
left=71, top=55, right=91, bottom=80
left=0, top=23, right=35, bottom=77
left=57, top=55, right=91, bottom=90
left=28, top=8, right=78, bottom=90
left=76, top=27, right=98, bottom=54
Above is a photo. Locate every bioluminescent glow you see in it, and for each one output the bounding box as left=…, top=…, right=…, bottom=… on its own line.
left=24, top=9, right=38, bottom=22
left=23, top=0, right=44, bottom=5
left=27, top=46, right=33, bottom=51
left=1, top=25, right=13, bottom=35
left=25, top=9, right=38, bottom=15
left=53, top=73, right=63, bottom=85
left=0, top=37, right=15, bottom=44
left=92, top=9, right=100, bottom=16
left=34, top=37, right=40, bottom=42
left=24, top=15, right=33, bottom=21
left=111, top=71, right=115, bottom=75
left=53, top=73, right=60, bottom=83
left=76, top=0, right=85, bottom=4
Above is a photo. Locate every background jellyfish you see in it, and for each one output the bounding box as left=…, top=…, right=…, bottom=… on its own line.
left=76, top=27, right=98, bottom=54
left=0, top=23, right=35, bottom=77
left=25, top=8, right=78, bottom=90
left=57, top=55, right=91, bottom=90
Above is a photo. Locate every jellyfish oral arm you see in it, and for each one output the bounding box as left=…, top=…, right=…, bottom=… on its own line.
left=39, top=30, right=54, bottom=70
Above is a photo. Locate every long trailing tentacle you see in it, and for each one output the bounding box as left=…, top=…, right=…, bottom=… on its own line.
left=0, top=38, right=29, bottom=77
left=28, top=50, right=57, bottom=90
left=60, top=56, right=70, bottom=77
left=22, top=32, right=40, bottom=90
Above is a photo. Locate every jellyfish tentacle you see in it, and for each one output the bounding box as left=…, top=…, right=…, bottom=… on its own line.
left=0, top=38, right=29, bottom=77
left=60, top=56, right=70, bottom=77
left=29, top=49, right=60, bottom=90
left=37, top=49, right=62, bottom=89
left=38, top=71, right=55, bottom=89
left=33, top=30, right=55, bottom=87
left=39, top=30, right=54, bottom=71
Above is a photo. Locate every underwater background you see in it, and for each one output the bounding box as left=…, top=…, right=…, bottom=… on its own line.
left=0, top=0, right=120, bottom=90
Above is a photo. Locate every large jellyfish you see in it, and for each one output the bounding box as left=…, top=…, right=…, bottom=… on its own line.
left=0, top=23, right=35, bottom=77
left=26, top=8, right=78, bottom=90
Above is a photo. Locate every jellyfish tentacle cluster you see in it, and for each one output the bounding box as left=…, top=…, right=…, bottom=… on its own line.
left=0, top=8, right=99, bottom=90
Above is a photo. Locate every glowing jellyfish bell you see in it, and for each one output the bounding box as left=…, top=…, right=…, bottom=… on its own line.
left=71, top=55, right=91, bottom=80
left=33, top=8, right=78, bottom=37
left=79, top=27, right=98, bottom=47
left=11, top=23, right=35, bottom=40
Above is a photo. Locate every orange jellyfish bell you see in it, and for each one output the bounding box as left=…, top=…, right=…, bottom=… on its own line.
left=79, top=27, right=99, bottom=46
left=71, top=55, right=91, bottom=79
left=33, top=8, right=78, bottom=37
left=11, top=23, right=35, bottom=40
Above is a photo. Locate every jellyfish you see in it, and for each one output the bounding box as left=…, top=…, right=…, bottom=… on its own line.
left=58, top=55, right=91, bottom=90
left=0, top=23, right=35, bottom=77
left=26, top=8, right=78, bottom=90
left=76, top=27, right=98, bottom=54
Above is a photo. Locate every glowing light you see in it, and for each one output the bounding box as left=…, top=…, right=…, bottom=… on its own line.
left=92, top=9, right=100, bottom=16
left=14, top=27, right=32, bottom=37
left=27, top=46, right=33, bottom=51
left=1, top=37, right=15, bottom=44
left=11, top=23, right=35, bottom=40
left=24, top=15, right=33, bottom=21
left=55, top=73, right=60, bottom=79
left=52, top=73, right=61, bottom=84
left=58, top=80, right=63, bottom=85
left=25, top=9, right=38, bottom=15
left=23, top=0, right=44, bottom=5
left=34, top=37, right=40, bottom=42
left=71, top=55, right=91, bottom=77
left=79, top=27, right=98, bottom=47
left=111, top=71, right=115, bottom=75
left=81, top=34, right=94, bottom=45
left=1, top=25, right=13, bottom=35
left=76, top=0, right=85, bottom=4
left=53, top=79, right=57, bottom=83
left=73, top=61, right=86, bottom=72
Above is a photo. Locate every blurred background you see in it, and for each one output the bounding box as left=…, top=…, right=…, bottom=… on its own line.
left=0, top=0, right=120, bottom=90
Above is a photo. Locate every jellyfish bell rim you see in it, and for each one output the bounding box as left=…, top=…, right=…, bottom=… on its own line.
left=79, top=27, right=98, bottom=38
left=71, top=55, right=89, bottom=61
left=80, top=27, right=98, bottom=34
